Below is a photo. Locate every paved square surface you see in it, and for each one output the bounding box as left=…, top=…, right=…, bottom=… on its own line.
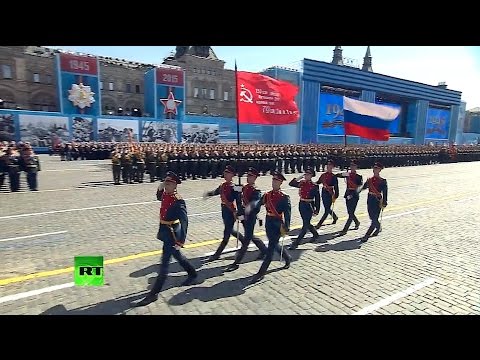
left=0, top=155, right=479, bottom=315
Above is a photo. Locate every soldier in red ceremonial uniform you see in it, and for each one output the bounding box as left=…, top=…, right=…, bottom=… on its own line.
left=134, top=171, right=197, bottom=307
left=315, top=159, right=339, bottom=229
left=249, top=171, right=292, bottom=284
left=288, top=167, right=320, bottom=250
left=204, top=165, right=244, bottom=262
left=335, top=159, right=363, bottom=235
left=359, top=162, right=388, bottom=243
left=225, top=167, right=267, bottom=272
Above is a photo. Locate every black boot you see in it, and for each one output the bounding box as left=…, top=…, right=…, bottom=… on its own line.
left=332, top=212, right=338, bottom=224
left=360, top=225, right=375, bottom=243
left=372, top=226, right=382, bottom=237
left=354, top=221, right=360, bottom=230
left=225, top=263, right=240, bottom=272
left=309, top=225, right=320, bottom=242
left=181, top=272, right=198, bottom=286
left=250, top=272, right=265, bottom=284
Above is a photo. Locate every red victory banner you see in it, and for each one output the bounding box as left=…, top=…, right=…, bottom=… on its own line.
left=236, top=71, right=300, bottom=125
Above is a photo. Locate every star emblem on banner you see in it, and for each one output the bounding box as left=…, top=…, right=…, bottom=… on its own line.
left=68, top=83, right=95, bottom=109
left=160, top=91, right=182, bottom=115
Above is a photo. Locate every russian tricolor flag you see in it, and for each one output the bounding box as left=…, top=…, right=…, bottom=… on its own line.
left=343, top=97, right=401, bottom=141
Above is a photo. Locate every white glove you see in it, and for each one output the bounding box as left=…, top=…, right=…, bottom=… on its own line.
left=245, top=204, right=252, bottom=215
left=233, top=185, right=243, bottom=192
left=347, top=195, right=353, bottom=200
left=173, top=244, right=182, bottom=250
left=237, top=215, right=245, bottom=221
left=341, top=172, right=349, bottom=177
left=157, top=183, right=165, bottom=191
left=295, top=175, right=304, bottom=181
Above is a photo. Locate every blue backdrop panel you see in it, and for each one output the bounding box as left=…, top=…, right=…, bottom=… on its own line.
left=425, top=108, right=450, bottom=140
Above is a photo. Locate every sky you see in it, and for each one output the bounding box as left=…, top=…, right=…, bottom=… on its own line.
left=47, top=46, right=480, bottom=109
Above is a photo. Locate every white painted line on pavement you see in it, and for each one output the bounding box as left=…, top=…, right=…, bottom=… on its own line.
left=0, top=282, right=74, bottom=305
left=353, top=278, right=436, bottom=315
left=381, top=208, right=427, bottom=220
left=44, top=169, right=86, bottom=172
left=0, top=197, right=205, bottom=220
left=0, top=231, right=68, bottom=243
left=36, top=188, right=71, bottom=193
left=203, top=237, right=291, bottom=257
left=0, top=201, right=159, bottom=220
left=190, top=211, right=221, bottom=217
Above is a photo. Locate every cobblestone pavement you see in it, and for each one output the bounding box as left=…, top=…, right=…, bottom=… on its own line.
left=0, top=155, right=479, bottom=315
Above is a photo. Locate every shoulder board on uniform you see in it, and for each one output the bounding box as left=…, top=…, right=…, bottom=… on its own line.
left=280, top=190, right=288, bottom=197
left=174, top=193, right=183, bottom=200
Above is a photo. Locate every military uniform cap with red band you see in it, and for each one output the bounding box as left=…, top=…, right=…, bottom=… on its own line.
left=165, top=171, right=182, bottom=184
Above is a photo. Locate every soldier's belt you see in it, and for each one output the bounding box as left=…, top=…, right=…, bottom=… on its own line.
left=267, top=212, right=283, bottom=217
left=160, top=219, right=180, bottom=226
left=300, top=198, right=314, bottom=202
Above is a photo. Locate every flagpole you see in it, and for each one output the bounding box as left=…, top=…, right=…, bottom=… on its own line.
left=234, top=60, right=241, bottom=187
left=343, top=95, right=347, bottom=148
left=234, top=61, right=242, bottom=249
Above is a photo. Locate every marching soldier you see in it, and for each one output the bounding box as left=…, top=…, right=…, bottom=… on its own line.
left=134, top=171, right=198, bottom=307
left=225, top=167, right=267, bottom=272
left=288, top=167, right=320, bottom=250
left=358, top=162, right=388, bottom=243
left=315, top=159, right=339, bottom=229
left=335, top=159, right=363, bottom=235
left=111, top=151, right=122, bottom=185
left=248, top=171, right=292, bottom=284
left=204, top=165, right=244, bottom=262
left=20, top=145, right=41, bottom=191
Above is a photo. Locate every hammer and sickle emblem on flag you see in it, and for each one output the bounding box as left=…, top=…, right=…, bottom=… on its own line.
left=239, top=84, right=253, bottom=103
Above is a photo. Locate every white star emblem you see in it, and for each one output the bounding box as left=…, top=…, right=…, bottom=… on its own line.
left=160, top=91, right=182, bottom=115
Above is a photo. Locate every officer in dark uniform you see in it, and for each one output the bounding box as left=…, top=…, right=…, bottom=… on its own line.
left=157, top=150, right=168, bottom=181
left=225, top=167, right=268, bottom=272
left=134, top=172, right=197, bottom=306
left=288, top=167, right=320, bottom=249
left=204, top=165, right=244, bottom=262
left=6, top=146, right=21, bottom=192
left=315, top=159, right=339, bottom=229
left=146, top=147, right=157, bottom=182
left=359, top=162, right=388, bottom=242
left=111, top=150, right=122, bottom=185
left=135, top=148, right=146, bottom=183
left=211, top=148, right=220, bottom=178
left=0, top=144, right=7, bottom=189
left=20, top=145, right=41, bottom=191
left=190, top=148, right=200, bottom=180
left=249, top=171, right=292, bottom=284
left=335, top=159, right=363, bottom=235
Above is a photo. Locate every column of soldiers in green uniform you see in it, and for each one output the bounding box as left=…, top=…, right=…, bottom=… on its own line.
left=0, top=141, right=41, bottom=192
left=108, top=143, right=480, bottom=185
